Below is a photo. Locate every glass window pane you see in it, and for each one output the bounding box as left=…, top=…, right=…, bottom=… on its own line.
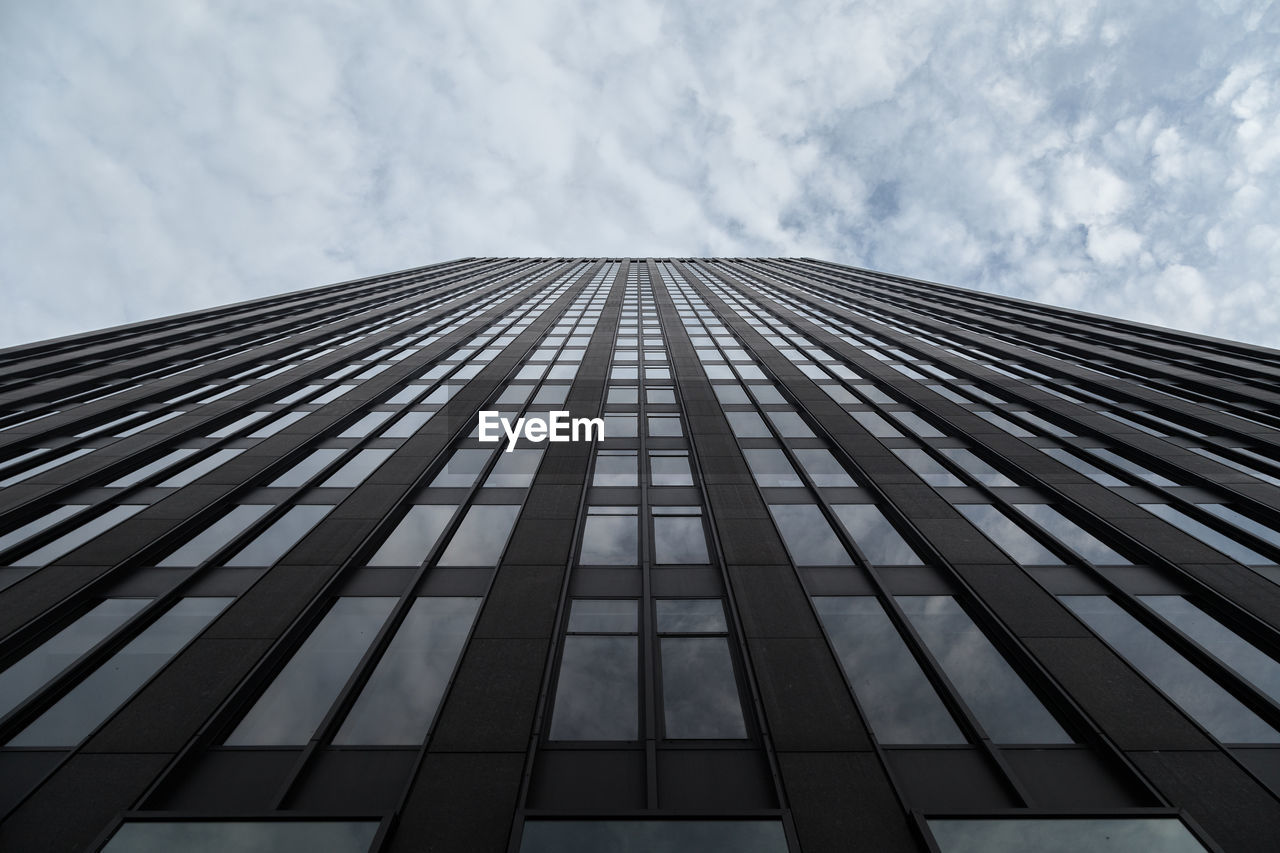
left=712, top=384, right=751, bottom=404
left=814, top=597, right=964, bottom=744
left=226, top=597, right=396, bottom=745
left=832, top=505, right=923, bottom=565
left=743, top=450, right=803, bottom=488
left=793, top=449, right=856, bottom=487
left=898, top=595, right=1072, bottom=744
left=602, top=415, right=638, bottom=438
left=647, top=415, right=683, bottom=437
left=661, top=637, right=747, bottom=738
left=892, top=448, right=965, bottom=487
left=339, top=411, right=392, bottom=438
left=656, top=599, right=727, bottom=633
left=320, top=449, right=395, bottom=488
left=10, top=598, right=231, bottom=747
left=724, top=411, right=770, bottom=438
left=549, top=635, right=638, bottom=740
left=1042, top=448, right=1127, bottom=487
left=367, top=505, right=455, bottom=566
left=650, top=453, right=693, bottom=486
left=767, top=504, right=852, bottom=566
left=1140, top=595, right=1280, bottom=705
left=1063, top=596, right=1280, bottom=743
left=429, top=448, right=495, bottom=488
left=1013, top=504, right=1130, bottom=565
left=224, top=505, right=331, bottom=567
left=957, top=504, right=1062, bottom=565
left=1142, top=504, right=1273, bottom=565
left=653, top=515, right=710, bottom=564
left=0, top=598, right=150, bottom=719
left=335, top=597, right=481, bottom=744
left=108, top=449, right=198, bottom=488
left=270, top=449, right=345, bottom=488
left=483, top=448, right=544, bottom=488
left=593, top=452, right=638, bottom=487
left=580, top=508, right=638, bottom=565
left=101, top=821, right=379, bottom=853
left=0, top=505, right=85, bottom=555
left=850, top=411, right=901, bottom=438
left=435, top=504, right=521, bottom=566
left=156, top=505, right=272, bottom=568
left=10, top=505, right=145, bottom=568
left=568, top=599, right=637, bottom=633
left=938, top=448, right=1017, bottom=486
left=519, top=820, right=789, bottom=853
left=765, top=411, right=814, bottom=438
left=1199, top=503, right=1280, bottom=550
left=927, top=818, right=1208, bottom=853
left=158, top=448, right=244, bottom=488
left=382, top=410, right=433, bottom=438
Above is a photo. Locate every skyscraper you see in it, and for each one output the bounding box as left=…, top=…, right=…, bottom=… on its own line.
left=1, top=257, right=1278, bottom=851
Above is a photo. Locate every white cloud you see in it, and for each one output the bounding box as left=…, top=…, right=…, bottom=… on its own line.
left=0, top=0, right=1277, bottom=348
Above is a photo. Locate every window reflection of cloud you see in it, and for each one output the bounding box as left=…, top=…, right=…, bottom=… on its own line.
left=814, top=597, right=964, bottom=744
left=660, top=637, right=746, bottom=739
left=518, top=819, right=789, bottom=853
left=102, top=821, right=379, bottom=853
left=436, top=505, right=520, bottom=566
left=335, top=598, right=480, bottom=745
left=928, top=817, right=1208, bottom=853
left=899, top=596, right=1071, bottom=744
left=833, top=505, right=922, bottom=565
left=549, top=636, right=637, bottom=740
left=580, top=515, right=638, bottom=565
left=767, top=504, right=852, bottom=566
left=654, top=516, right=709, bottom=564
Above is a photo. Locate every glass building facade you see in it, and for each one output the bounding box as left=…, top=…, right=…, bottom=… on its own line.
left=0, top=257, right=1277, bottom=851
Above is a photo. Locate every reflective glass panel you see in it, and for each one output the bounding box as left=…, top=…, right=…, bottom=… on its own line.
left=483, top=448, right=544, bottom=488
left=814, top=596, right=964, bottom=744
left=11, top=598, right=231, bottom=746
left=435, top=504, right=521, bottom=566
left=548, top=636, right=638, bottom=740
left=156, top=505, right=271, bottom=568
left=568, top=599, right=638, bottom=633
left=226, top=597, right=396, bottom=745
left=320, top=449, right=395, bottom=488
left=429, top=448, right=495, bottom=488
left=832, top=505, right=923, bottom=565
left=892, top=449, right=964, bottom=487
left=957, top=504, right=1062, bottom=565
left=270, top=449, right=345, bottom=488
left=744, top=450, right=803, bottom=488
left=660, top=637, right=747, bottom=738
left=101, top=821, right=379, bottom=853
left=519, top=820, right=788, bottom=853
left=10, top=505, right=145, bottom=568
left=767, top=504, right=852, bottom=566
left=367, top=505, right=455, bottom=566
left=1013, top=504, right=1130, bottom=565
left=1063, top=595, right=1280, bottom=743
left=335, top=597, right=481, bottom=744
left=793, top=449, right=856, bottom=487
left=1142, top=504, right=1273, bottom=565
left=650, top=453, right=694, bottom=486
left=898, top=596, right=1071, bottom=743
left=724, top=411, right=771, bottom=438
left=0, top=598, right=150, bottom=719
left=927, top=817, right=1207, bottom=853
left=580, top=508, right=639, bottom=565
left=224, top=505, right=330, bottom=567
left=593, top=452, right=638, bottom=487
left=653, top=514, right=709, bottom=564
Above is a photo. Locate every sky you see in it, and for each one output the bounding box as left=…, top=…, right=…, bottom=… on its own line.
left=2, top=1, right=1279, bottom=349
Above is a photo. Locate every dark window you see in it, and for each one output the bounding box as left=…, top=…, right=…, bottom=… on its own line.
left=649, top=451, right=694, bottom=486
left=224, top=505, right=330, bottom=567
left=832, top=504, right=923, bottom=565
left=101, top=821, right=380, bottom=853
left=549, top=600, right=638, bottom=740
left=652, top=508, right=710, bottom=564
left=767, top=504, right=852, bottom=566
left=656, top=600, right=746, bottom=738
left=156, top=505, right=272, bottom=568
left=593, top=451, right=638, bottom=487
left=580, top=507, right=639, bottom=565
left=926, top=817, right=1208, bottom=853
left=519, top=820, right=789, bottom=853
left=366, top=505, right=456, bottom=566
left=435, top=504, right=521, bottom=566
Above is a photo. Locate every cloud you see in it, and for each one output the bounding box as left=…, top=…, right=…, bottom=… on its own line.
left=1, top=0, right=1278, bottom=348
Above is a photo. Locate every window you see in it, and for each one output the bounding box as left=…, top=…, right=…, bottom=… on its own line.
left=767, top=504, right=852, bottom=566
left=0, top=505, right=85, bottom=556
left=429, top=448, right=495, bottom=488
left=549, top=600, right=638, bottom=740
left=320, top=448, right=395, bottom=488
left=649, top=451, right=694, bottom=486
left=724, top=411, right=771, bottom=438
left=892, top=449, right=964, bottom=487
left=1142, top=504, right=1273, bottom=566
left=339, top=410, right=393, bottom=438
left=744, top=449, right=803, bottom=488
left=108, top=449, right=198, bottom=488
left=435, top=504, right=521, bottom=566
left=484, top=448, right=544, bottom=488
left=334, top=597, right=481, bottom=744
left=1012, top=504, right=1130, bottom=565
left=832, top=504, right=924, bottom=565
left=602, top=415, right=638, bottom=438
left=0, top=598, right=149, bottom=719
left=367, top=505, right=456, bottom=566
left=656, top=600, right=746, bottom=738
left=1139, top=596, right=1280, bottom=705
left=158, top=448, right=243, bottom=488
left=224, top=505, right=330, bottom=567
left=898, top=596, right=1071, bottom=743
left=9, top=505, right=145, bottom=568
left=226, top=597, right=396, bottom=745
left=593, top=451, right=638, bottom=487
left=814, top=597, right=963, bottom=743
left=270, top=448, right=345, bottom=488
left=157, top=505, right=272, bottom=567
left=9, top=598, right=231, bottom=747
left=647, top=414, right=683, bottom=437
left=849, top=411, right=901, bottom=438
left=652, top=508, right=710, bottom=564
left=926, top=817, right=1207, bottom=853
left=519, top=820, right=789, bottom=853
left=1042, top=448, right=1126, bottom=487
left=793, top=449, right=856, bottom=487
left=579, top=507, right=639, bottom=565
left=765, top=410, right=814, bottom=438
left=101, top=821, right=380, bottom=853
left=1065, top=596, right=1280, bottom=742
left=937, top=448, right=1016, bottom=486
left=957, top=504, right=1062, bottom=565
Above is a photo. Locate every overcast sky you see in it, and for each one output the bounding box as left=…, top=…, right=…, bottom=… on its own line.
left=2, top=1, right=1278, bottom=350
